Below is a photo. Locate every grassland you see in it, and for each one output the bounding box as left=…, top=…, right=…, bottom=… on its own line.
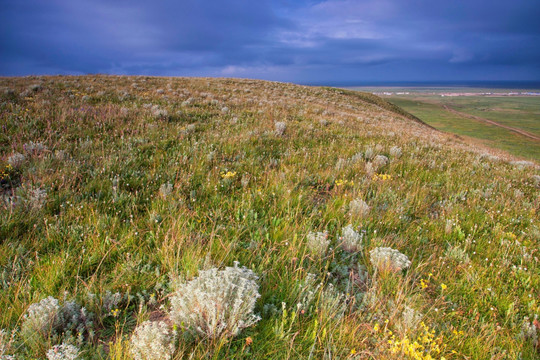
left=1, top=76, right=539, bottom=359
left=359, top=90, right=540, bottom=161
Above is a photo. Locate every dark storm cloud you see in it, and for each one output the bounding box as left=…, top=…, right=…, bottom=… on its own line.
left=1, top=0, right=539, bottom=82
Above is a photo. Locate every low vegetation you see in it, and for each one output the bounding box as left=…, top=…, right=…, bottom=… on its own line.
left=0, top=76, right=538, bottom=359
left=385, top=95, right=540, bottom=161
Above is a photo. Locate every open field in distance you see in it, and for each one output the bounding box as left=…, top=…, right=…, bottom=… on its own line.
left=347, top=87, right=540, bottom=161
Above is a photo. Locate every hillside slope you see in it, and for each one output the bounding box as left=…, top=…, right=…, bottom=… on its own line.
left=1, top=76, right=539, bottom=359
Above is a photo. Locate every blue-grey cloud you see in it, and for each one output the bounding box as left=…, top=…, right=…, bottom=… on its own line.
left=1, top=0, right=539, bottom=82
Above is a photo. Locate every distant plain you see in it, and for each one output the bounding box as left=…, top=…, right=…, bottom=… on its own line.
left=347, top=87, right=540, bottom=161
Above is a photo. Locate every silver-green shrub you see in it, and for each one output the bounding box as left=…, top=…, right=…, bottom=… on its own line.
left=21, top=296, right=61, bottom=337
left=369, top=247, right=411, bottom=272
left=23, top=141, right=48, bottom=155
left=521, top=316, right=538, bottom=347
left=46, top=343, right=79, bottom=360
left=349, top=198, right=370, bottom=218
left=372, top=154, right=389, bottom=169
left=7, top=153, right=25, bottom=168
left=274, top=122, right=286, bottom=136
left=130, top=321, right=176, bottom=360
left=340, top=225, right=363, bottom=253
left=306, top=231, right=329, bottom=256
left=169, top=262, right=261, bottom=339
left=389, top=146, right=402, bottom=159
left=21, top=297, right=92, bottom=351
left=0, top=329, right=15, bottom=359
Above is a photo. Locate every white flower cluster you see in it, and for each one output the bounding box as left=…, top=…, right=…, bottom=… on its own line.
left=306, top=231, right=329, bottom=256
left=349, top=198, right=370, bottom=218
left=369, top=247, right=411, bottom=272
left=340, top=225, right=363, bottom=253
left=169, top=262, right=261, bottom=339
left=274, top=122, right=287, bottom=136
left=46, top=343, right=80, bottom=360
left=130, top=321, right=176, bottom=360
left=7, top=153, right=25, bottom=168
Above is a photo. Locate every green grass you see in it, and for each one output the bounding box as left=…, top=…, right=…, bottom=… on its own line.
left=442, top=97, right=540, bottom=136
left=387, top=97, right=540, bottom=161
left=0, top=76, right=539, bottom=359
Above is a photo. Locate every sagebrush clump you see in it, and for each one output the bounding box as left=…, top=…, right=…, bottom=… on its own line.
left=46, top=343, right=80, bottom=360
left=130, top=321, right=176, bottom=360
left=169, top=262, right=261, bottom=339
left=21, top=296, right=92, bottom=351
left=274, top=121, right=287, bottom=136
left=306, top=231, right=330, bottom=256
left=349, top=198, right=370, bottom=218
left=7, top=153, right=25, bottom=168
left=369, top=247, right=411, bottom=272
left=339, top=224, right=363, bottom=253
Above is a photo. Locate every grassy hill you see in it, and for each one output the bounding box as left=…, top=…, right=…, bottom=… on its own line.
left=1, top=76, right=539, bottom=359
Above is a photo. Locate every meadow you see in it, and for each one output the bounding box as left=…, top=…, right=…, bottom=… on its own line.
left=0, top=76, right=539, bottom=359
left=351, top=88, right=540, bottom=161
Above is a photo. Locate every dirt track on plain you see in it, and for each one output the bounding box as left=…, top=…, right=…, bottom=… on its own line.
left=442, top=104, right=540, bottom=141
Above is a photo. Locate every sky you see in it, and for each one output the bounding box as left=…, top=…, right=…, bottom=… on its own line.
left=1, top=0, right=539, bottom=84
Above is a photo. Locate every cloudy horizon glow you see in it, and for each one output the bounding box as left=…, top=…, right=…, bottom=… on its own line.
left=1, top=0, right=539, bottom=84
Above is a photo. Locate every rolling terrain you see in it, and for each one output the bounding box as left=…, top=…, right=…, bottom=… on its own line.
left=1, top=76, right=539, bottom=359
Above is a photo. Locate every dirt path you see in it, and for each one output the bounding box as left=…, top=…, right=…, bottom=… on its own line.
left=442, top=105, right=540, bottom=141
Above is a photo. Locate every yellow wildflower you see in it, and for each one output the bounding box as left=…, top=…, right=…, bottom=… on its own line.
left=221, top=171, right=237, bottom=179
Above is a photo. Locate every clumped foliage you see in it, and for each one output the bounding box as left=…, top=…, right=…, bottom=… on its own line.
left=0, top=76, right=538, bottom=359
left=349, top=198, right=370, bottom=217
left=46, top=343, right=80, bottom=360
left=130, top=321, right=176, bottom=360
left=369, top=247, right=412, bottom=272
left=169, top=262, right=260, bottom=339
left=306, top=231, right=330, bottom=256
left=20, top=296, right=92, bottom=353
left=339, top=224, right=363, bottom=253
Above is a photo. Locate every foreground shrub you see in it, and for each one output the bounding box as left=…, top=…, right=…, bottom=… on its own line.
left=21, top=297, right=92, bottom=352
left=339, top=224, right=363, bottom=253
left=349, top=198, right=370, bottom=218
left=169, top=262, right=261, bottom=339
left=274, top=122, right=287, bottom=136
left=369, top=247, right=411, bottom=272
left=130, top=321, right=176, bottom=360
left=46, top=343, right=80, bottom=360
left=306, top=231, right=329, bottom=256
left=0, top=329, right=15, bottom=359
left=7, top=153, right=25, bottom=168
left=21, top=296, right=61, bottom=343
